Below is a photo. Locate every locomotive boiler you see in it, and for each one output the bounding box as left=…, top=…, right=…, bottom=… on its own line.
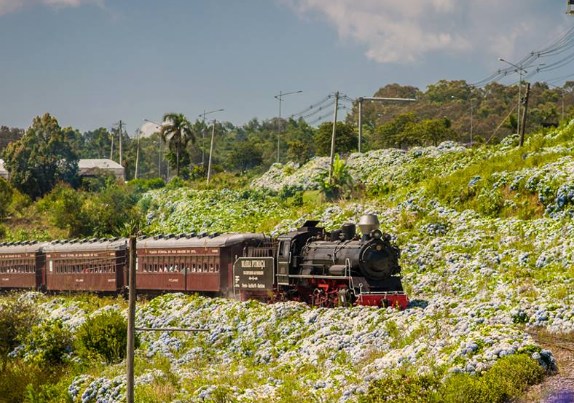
left=271, top=214, right=408, bottom=308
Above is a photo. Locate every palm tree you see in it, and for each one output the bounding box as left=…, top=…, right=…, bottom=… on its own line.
left=160, top=113, right=195, bottom=177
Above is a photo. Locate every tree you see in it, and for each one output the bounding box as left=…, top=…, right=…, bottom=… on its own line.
left=0, top=126, right=24, bottom=154
left=81, top=128, right=113, bottom=159
left=0, top=179, right=13, bottom=219
left=373, top=112, right=418, bottom=149
left=228, top=140, right=263, bottom=173
left=3, top=113, right=79, bottom=199
left=314, top=122, right=357, bottom=156
left=160, top=113, right=195, bottom=177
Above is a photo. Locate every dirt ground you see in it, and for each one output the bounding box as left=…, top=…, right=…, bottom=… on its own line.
left=520, top=332, right=574, bottom=402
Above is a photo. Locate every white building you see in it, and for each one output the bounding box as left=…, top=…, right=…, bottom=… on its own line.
left=0, top=159, right=125, bottom=182
left=78, top=159, right=125, bottom=181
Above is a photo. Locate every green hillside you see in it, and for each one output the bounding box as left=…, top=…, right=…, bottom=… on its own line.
left=1, top=121, right=574, bottom=401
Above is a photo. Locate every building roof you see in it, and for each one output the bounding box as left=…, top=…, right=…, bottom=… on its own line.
left=78, top=159, right=124, bottom=171
left=78, top=159, right=125, bottom=180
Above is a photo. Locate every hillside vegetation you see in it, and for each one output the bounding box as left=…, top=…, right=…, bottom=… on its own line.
left=2, top=122, right=574, bottom=401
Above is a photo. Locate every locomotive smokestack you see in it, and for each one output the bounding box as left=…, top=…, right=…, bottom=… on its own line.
left=358, top=214, right=380, bottom=236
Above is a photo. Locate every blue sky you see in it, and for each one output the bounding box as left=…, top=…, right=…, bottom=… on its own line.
left=0, top=0, right=573, bottom=134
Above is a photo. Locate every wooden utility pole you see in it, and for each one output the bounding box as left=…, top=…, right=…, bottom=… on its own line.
left=328, top=91, right=339, bottom=184
left=519, top=82, right=531, bottom=147
left=126, top=236, right=136, bottom=403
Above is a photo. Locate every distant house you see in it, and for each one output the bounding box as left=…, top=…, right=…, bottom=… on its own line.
left=0, top=158, right=125, bottom=182
left=78, top=159, right=125, bottom=181
left=0, top=159, right=7, bottom=181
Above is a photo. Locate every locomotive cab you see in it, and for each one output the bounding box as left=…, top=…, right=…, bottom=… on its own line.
left=276, top=220, right=323, bottom=285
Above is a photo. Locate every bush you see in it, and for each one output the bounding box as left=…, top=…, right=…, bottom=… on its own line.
left=0, top=298, right=38, bottom=371
left=359, top=370, right=440, bottom=402
left=361, top=354, right=544, bottom=402
left=440, top=354, right=544, bottom=403
left=76, top=310, right=137, bottom=364
left=22, top=319, right=73, bottom=366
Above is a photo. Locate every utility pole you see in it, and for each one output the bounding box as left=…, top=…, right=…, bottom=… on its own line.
left=274, top=90, right=302, bottom=163
left=499, top=58, right=527, bottom=136
left=207, top=120, right=216, bottom=185
left=110, top=130, right=114, bottom=161
left=126, top=236, right=136, bottom=403
left=199, top=109, right=224, bottom=169
left=118, top=121, right=123, bottom=166
left=357, top=97, right=416, bottom=152
left=328, top=91, right=339, bottom=184
left=519, top=82, right=531, bottom=147
left=134, top=129, right=140, bottom=180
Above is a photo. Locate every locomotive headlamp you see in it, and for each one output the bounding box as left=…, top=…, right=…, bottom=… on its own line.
left=371, top=229, right=383, bottom=239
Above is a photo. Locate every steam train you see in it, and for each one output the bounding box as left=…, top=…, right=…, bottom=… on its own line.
left=0, top=215, right=408, bottom=308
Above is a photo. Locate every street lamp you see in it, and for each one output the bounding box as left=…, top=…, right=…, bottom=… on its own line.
left=498, top=58, right=527, bottom=136
left=198, top=109, right=224, bottom=169
left=274, top=90, right=302, bottom=163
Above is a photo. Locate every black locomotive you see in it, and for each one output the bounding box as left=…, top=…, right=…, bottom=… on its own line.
left=0, top=215, right=408, bottom=308
left=237, top=214, right=408, bottom=308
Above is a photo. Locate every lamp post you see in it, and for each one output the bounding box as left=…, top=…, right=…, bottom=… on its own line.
left=274, top=90, right=302, bottom=163
left=498, top=58, right=527, bottom=135
left=198, top=109, right=224, bottom=169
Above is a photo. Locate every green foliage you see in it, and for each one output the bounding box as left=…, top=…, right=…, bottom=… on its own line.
left=317, top=154, right=355, bottom=200
left=3, top=113, right=80, bottom=199
left=37, top=184, right=90, bottom=237
left=75, top=310, right=137, bottom=364
left=161, top=113, right=195, bottom=177
left=440, top=354, right=544, bottom=402
left=0, top=178, right=13, bottom=219
left=361, top=354, right=544, bottom=403
left=0, top=297, right=38, bottom=371
left=314, top=121, right=357, bottom=156
left=22, top=319, right=73, bottom=366
left=0, top=360, right=67, bottom=403
left=128, top=177, right=166, bottom=194
left=359, top=368, right=440, bottom=402
left=37, top=182, right=140, bottom=237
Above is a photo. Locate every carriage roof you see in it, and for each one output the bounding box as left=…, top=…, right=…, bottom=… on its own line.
left=42, top=238, right=127, bottom=253
left=136, top=233, right=267, bottom=249
left=0, top=242, right=48, bottom=254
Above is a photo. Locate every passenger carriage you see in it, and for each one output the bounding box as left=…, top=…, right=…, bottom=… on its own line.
left=0, top=242, right=46, bottom=290
left=43, top=239, right=127, bottom=292
left=135, top=233, right=268, bottom=296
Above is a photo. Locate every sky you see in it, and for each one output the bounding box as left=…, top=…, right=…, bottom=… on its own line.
left=0, top=0, right=573, bottom=135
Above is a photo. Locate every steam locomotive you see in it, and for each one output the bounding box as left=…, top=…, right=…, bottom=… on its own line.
left=0, top=214, right=408, bottom=308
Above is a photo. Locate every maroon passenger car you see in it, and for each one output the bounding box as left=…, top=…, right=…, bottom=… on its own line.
left=135, top=233, right=267, bottom=295
left=43, top=239, right=127, bottom=292
left=0, top=242, right=46, bottom=289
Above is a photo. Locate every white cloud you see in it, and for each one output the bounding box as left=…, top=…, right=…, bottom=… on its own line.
left=0, top=0, right=102, bottom=16
left=281, top=0, right=566, bottom=65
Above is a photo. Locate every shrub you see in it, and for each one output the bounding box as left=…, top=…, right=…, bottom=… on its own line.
left=440, top=354, right=544, bottom=403
left=22, top=319, right=73, bottom=366
left=0, top=298, right=38, bottom=371
left=76, top=310, right=138, bottom=364
left=359, top=370, right=440, bottom=402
